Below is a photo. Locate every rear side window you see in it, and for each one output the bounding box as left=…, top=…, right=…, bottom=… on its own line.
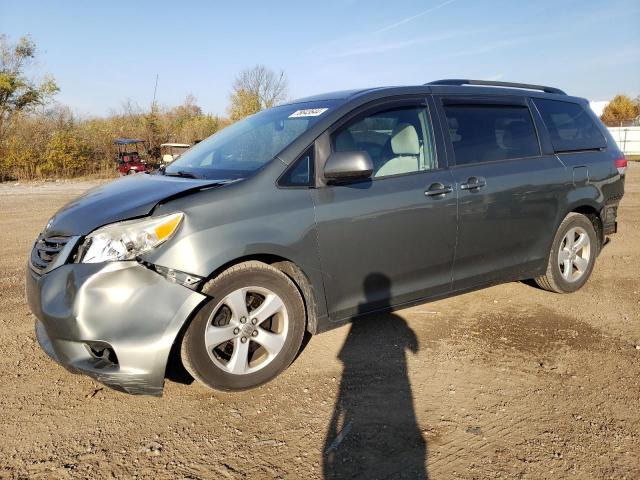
left=533, top=98, right=606, bottom=153
left=443, top=103, right=540, bottom=165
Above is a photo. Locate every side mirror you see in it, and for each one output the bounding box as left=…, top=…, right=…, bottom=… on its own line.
left=324, top=151, right=373, bottom=182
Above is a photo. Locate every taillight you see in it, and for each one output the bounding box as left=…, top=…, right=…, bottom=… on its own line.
left=614, top=157, right=627, bottom=175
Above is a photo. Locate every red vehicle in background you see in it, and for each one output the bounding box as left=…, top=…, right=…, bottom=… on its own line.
left=115, top=138, right=151, bottom=175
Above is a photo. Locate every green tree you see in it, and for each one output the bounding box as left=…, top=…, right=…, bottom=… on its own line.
left=143, top=105, right=161, bottom=160
left=600, top=94, right=639, bottom=126
left=0, top=35, right=59, bottom=140
left=42, top=129, right=90, bottom=177
left=228, top=89, right=262, bottom=122
left=227, top=65, right=288, bottom=121
left=2, top=134, right=38, bottom=179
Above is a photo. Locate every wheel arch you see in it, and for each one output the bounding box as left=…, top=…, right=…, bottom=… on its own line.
left=200, top=254, right=320, bottom=335
left=164, top=254, right=321, bottom=384
left=568, top=203, right=604, bottom=248
left=541, top=201, right=604, bottom=272
left=535, top=208, right=601, bottom=293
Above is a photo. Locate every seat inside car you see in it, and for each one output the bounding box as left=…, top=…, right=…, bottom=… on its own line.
left=334, top=129, right=358, bottom=151
left=375, top=123, right=420, bottom=177
left=500, top=120, right=538, bottom=158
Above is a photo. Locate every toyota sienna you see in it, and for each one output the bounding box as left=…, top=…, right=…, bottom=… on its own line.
left=26, top=79, right=626, bottom=395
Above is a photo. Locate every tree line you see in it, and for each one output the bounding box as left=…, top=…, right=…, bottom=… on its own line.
left=1, top=33, right=638, bottom=182
left=0, top=35, right=288, bottom=181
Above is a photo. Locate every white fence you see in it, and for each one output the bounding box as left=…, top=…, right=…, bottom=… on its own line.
left=608, top=126, right=640, bottom=155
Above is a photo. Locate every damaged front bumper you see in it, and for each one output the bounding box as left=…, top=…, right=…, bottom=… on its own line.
left=26, top=260, right=206, bottom=396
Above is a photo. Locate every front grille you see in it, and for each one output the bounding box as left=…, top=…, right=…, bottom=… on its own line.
left=30, top=235, right=71, bottom=274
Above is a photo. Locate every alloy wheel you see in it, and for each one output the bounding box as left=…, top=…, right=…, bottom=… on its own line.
left=557, top=226, right=591, bottom=282
left=204, top=286, right=289, bottom=375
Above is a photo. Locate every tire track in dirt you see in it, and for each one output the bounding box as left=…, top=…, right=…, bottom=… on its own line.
left=1, top=168, right=639, bottom=478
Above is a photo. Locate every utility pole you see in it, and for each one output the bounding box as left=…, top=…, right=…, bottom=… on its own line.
left=147, top=73, right=160, bottom=162
left=152, top=73, right=159, bottom=111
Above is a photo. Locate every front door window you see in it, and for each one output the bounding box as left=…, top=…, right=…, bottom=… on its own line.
left=333, top=106, right=437, bottom=177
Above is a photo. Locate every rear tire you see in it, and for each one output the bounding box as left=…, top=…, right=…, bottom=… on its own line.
left=535, top=213, right=599, bottom=293
left=181, top=261, right=306, bottom=391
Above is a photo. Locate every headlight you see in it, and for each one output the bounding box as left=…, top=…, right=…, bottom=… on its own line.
left=78, top=212, right=184, bottom=263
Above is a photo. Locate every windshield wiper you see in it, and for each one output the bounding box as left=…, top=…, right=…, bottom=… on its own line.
left=164, top=170, right=199, bottom=179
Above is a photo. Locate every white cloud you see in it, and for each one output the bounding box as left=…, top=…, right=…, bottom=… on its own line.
left=326, top=31, right=473, bottom=58
left=374, top=0, right=457, bottom=34
left=309, top=0, right=460, bottom=59
left=446, top=31, right=564, bottom=58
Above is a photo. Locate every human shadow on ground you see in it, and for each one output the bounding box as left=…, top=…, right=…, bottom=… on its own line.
left=323, top=273, right=428, bottom=479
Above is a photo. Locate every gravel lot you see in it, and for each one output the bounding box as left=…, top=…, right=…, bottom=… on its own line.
left=0, top=166, right=639, bottom=479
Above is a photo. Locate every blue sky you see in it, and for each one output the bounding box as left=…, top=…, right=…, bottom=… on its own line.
left=2, top=0, right=639, bottom=116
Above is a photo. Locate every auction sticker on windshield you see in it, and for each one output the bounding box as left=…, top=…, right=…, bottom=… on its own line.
left=288, top=108, right=328, bottom=118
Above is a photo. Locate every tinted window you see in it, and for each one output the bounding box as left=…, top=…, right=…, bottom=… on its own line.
left=333, top=106, right=436, bottom=178
left=279, top=147, right=314, bottom=187
left=443, top=103, right=540, bottom=165
left=533, top=98, right=606, bottom=152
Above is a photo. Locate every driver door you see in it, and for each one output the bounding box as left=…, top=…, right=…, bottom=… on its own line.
left=311, top=98, right=457, bottom=321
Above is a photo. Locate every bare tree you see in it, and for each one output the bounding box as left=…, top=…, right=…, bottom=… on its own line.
left=227, top=65, right=288, bottom=121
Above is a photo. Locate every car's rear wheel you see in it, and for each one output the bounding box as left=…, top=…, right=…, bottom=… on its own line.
left=535, top=213, right=599, bottom=293
left=181, top=261, right=306, bottom=391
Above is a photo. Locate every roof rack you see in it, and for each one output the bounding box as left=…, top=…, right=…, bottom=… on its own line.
left=425, top=79, right=566, bottom=95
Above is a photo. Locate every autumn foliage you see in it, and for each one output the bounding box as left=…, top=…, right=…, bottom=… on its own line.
left=0, top=97, right=228, bottom=181
left=0, top=34, right=289, bottom=181
left=600, top=95, right=640, bottom=127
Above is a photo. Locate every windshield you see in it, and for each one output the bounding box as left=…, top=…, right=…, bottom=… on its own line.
left=164, top=101, right=336, bottom=180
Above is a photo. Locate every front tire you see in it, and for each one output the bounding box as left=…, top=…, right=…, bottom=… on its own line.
left=535, top=213, right=599, bottom=293
left=181, top=261, right=306, bottom=391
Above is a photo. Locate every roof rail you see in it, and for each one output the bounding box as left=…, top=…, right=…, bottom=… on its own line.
left=425, top=79, right=566, bottom=95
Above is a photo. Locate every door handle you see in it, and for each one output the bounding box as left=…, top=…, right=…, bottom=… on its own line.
left=425, top=183, right=453, bottom=197
left=460, top=176, right=487, bottom=191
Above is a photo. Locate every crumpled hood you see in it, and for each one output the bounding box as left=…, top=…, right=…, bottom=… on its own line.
left=45, top=174, right=231, bottom=236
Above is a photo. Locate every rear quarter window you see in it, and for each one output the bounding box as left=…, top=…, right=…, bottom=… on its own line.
left=533, top=98, right=606, bottom=153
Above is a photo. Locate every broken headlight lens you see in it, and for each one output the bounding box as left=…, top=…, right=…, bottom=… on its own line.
left=78, top=213, right=184, bottom=263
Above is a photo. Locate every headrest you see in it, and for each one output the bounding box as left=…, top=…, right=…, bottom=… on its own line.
left=335, top=130, right=357, bottom=151
left=391, top=123, right=420, bottom=155
left=502, top=121, right=528, bottom=150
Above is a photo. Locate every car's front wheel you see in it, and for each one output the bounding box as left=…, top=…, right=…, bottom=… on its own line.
left=181, top=261, right=306, bottom=391
left=535, top=212, right=599, bottom=293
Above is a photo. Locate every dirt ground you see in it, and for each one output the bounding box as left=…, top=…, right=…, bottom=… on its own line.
left=0, top=166, right=638, bottom=479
